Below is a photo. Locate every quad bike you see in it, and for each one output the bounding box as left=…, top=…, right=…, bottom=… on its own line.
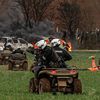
left=29, top=67, right=82, bottom=94
left=0, top=49, right=12, bottom=65
left=8, top=53, right=28, bottom=71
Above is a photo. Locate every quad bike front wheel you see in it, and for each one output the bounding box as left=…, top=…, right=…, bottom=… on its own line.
left=73, top=79, right=82, bottom=94
left=39, top=78, right=51, bottom=94
left=8, top=62, right=13, bottom=70
left=29, top=77, right=36, bottom=93
left=23, top=62, right=28, bottom=71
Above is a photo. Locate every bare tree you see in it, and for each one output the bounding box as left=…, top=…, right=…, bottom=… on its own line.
left=17, top=0, right=32, bottom=28
left=80, top=9, right=95, bottom=32
left=30, top=0, right=54, bottom=24
left=17, top=0, right=54, bottom=27
left=58, top=0, right=81, bottom=39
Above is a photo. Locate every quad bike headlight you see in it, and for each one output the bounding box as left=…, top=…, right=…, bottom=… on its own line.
left=67, top=78, right=73, bottom=84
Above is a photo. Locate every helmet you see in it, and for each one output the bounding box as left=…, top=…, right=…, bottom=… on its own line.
left=35, top=40, right=47, bottom=49
left=51, top=39, right=61, bottom=47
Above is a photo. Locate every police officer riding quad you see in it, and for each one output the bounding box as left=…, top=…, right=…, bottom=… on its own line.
left=29, top=39, right=77, bottom=94
left=29, top=67, right=82, bottom=94
left=8, top=49, right=28, bottom=71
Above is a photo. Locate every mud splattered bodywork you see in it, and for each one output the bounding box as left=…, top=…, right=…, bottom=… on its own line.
left=8, top=53, right=28, bottom=71
left=29, top=68, right=82, bottom=94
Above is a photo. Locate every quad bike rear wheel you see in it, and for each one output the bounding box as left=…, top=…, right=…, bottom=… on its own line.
left=29, top=77, right=36, bottom=93
left=0, top=59, right=2, bottom=65
left=8, top=62, right=13, bottom=70
left=39, top=78, right=51, bottom=94
left=23, top=62, right=28, bottom=70
left=73, top=79, right=82, bottom=94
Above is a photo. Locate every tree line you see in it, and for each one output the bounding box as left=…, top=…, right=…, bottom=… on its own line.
left=0, top=0, right=99, bottom=49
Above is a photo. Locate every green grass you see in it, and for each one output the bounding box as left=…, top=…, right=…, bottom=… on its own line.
left=0, top=52, right=100, bottom=100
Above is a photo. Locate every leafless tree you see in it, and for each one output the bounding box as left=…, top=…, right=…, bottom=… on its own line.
left=17, top=0, right=32, bottom=28
left=58, top=0, right=81, bottom=39
left=80, top=9, right=95, bottom=32
left=30, top=0, right=54, bottom=24
left=17, top=0, right=54, bottom=28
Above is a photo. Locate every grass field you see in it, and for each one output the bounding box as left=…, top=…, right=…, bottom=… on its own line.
left=0, top=51, right=100, bottom=100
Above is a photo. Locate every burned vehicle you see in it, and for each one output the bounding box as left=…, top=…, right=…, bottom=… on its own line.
left=29, top=67, right=82, bottom=94
left=0, top=36, right=33, bottom=51
left=8, top=52, right=28, bottom=71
